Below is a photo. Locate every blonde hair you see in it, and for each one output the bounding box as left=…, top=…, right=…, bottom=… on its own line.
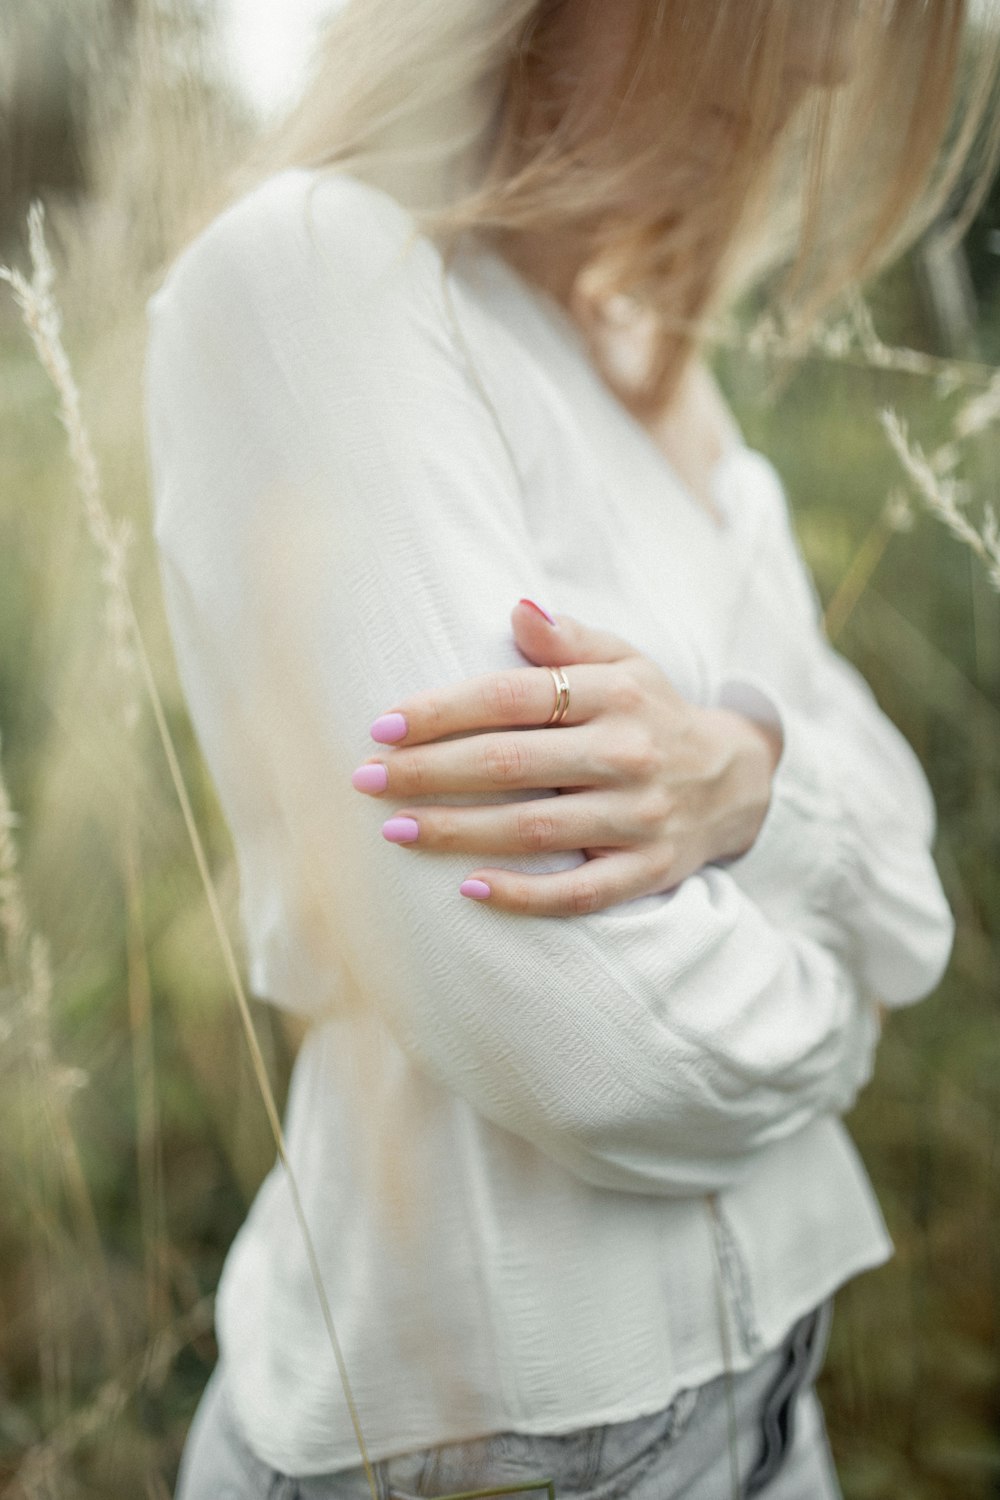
left=195, top=0, right=1000, bottom=422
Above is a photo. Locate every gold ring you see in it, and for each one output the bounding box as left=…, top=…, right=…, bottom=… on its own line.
left=544, top=666, right=570, bottom=726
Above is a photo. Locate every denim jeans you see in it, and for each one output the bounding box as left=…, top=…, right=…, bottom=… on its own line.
left=175, top=1298, right=841, bottom=1500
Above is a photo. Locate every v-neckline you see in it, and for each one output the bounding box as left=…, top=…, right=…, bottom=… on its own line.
left=459, top=238, right=746, bottom=543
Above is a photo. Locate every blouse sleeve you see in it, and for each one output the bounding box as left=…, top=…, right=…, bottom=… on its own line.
left=143, top=167, right=882, bottom=1200
left=710, top=453, right=954, bottom=1010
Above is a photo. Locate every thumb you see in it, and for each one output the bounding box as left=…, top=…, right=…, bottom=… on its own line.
left=511, top=597, right=636, bottom=666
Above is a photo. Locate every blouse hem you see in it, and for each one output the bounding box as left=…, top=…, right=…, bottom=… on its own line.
left=225, top=1232, right=893, bottom=1478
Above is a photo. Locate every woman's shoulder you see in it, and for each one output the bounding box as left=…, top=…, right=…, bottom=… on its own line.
left=148, top=166, right=443, bottom=329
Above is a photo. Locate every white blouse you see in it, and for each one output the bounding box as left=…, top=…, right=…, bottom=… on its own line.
left=143, top=165, right=955, bottom=1476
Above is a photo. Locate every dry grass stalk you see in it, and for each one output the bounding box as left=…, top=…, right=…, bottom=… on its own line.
left=13, top=1296, right=215, bottom=1495
left=0, top=203, right=139, bottom=732
left=0, top=744, right=64, bottom=1433
left=953, top=365, right=1000, bottom=440
left=119, top=785, right=170, bottom=1342
left=0, top=732, right=29, bottom=977
left=0, top=737, right=123, bottom=1424
left=28, top=935, right=124, bottom=1373
left=651, top=291, right=1000, bottom=389
left=879, top=406, right=1000, bottom=591
left=822, top=488, right=915, bottom=644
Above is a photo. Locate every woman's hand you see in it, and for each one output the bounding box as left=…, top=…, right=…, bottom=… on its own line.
left=350, top=599, right=782, bottom=915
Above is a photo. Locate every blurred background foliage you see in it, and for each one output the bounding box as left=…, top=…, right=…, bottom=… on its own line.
left=1, top=2, right=999, bottom=1497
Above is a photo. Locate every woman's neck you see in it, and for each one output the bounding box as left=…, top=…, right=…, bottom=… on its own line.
left=491, top=223, right=594, bottom=316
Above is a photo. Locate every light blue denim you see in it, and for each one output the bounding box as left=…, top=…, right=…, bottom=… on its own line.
left=175, top=1299, right=841, bottom=1500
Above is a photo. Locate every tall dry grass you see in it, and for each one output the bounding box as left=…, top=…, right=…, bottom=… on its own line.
left=1, top=3, right=999, bottom=1498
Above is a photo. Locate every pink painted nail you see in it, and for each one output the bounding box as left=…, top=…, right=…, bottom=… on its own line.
left=351, top=763, right=388, bottom=793
left=382, top=816, right=419, bottom=843
left=519, top=597, right=557, bottom=627
left=460, top=879, right=492, bottom=900
left=371, top=712, right=408, bottom=743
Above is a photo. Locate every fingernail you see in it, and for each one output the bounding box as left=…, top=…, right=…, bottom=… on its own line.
left=351, top=763, right=388, bottom=793
left=519, top=597, right=557, bottom=627
left=382, top=816, right=419, bottom=843
left=460, top=879, right=492, bottom=900
left=371, top=712, right=408, bottom=743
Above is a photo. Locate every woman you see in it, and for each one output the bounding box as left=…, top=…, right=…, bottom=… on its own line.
left=145, top=2, right=999, bottom=1496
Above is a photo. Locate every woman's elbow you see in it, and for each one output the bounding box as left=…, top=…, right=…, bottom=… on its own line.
left=863, top=869, right=956, bottom=1009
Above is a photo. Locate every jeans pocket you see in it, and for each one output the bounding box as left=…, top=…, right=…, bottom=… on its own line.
left=744, top=1297, right=835, bottom=1497
left=383, top=1428, right=592, bottom=1499
left=571, top=1388, right=700, bottom=1500
left=382, top=1389, right=699, bottom=1500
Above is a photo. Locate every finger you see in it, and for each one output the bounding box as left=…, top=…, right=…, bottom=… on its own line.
left=457, top=847, right=667, bottom=917
left=367, top=661, right=618, bottom=746
left=381, top=791, right=638, bottom=855
left=353, top=723, right=621, bottom=799
left=511, top=599, right=644, bottom=667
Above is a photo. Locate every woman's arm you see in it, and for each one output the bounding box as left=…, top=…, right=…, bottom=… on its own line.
left=144, top=167, right=901, bottom=1199
left=663, top=361, right=954, bottom=1011
left=708, top=448, right=954, bottom=1009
